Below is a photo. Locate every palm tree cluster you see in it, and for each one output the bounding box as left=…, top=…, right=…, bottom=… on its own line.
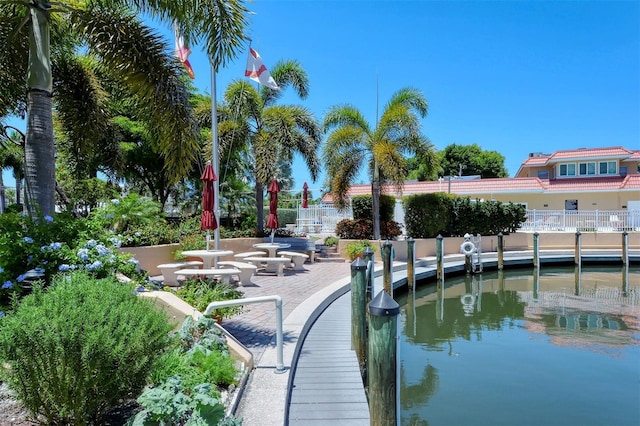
left=1, top=0, right=437, bottom=236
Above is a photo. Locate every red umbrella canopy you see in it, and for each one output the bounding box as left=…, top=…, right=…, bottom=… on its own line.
left=266, top=179, right=279, bottom=230
left=302, top=182, right=309, bottom=208
left=200, top=162, right=218, bottom=231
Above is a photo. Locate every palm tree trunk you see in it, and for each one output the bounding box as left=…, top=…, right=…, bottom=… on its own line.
left=24, top=90, right=55, bottom=216
left=0, top=172, right=5, bottom=213
left=256, top=181, right=264, bottom=233
left=24, top=1, right=55, bottom=216
left=14, top=173, right=22, bottom=208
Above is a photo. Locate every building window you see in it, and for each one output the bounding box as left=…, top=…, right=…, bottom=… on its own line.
left=578, top=162, right=596, bottom=176
left=599, top=161, right=617, bottom=175
left=559, top=163, right=576, bottom=177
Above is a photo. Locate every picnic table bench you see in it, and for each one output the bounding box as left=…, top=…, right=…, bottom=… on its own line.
left=278, top=251, right=309, bottom=271
left=243, top=256, right=291, bottom=276
left=177, top=268, right=240, bottom=285
left=157, top=261, right=203, bottom=286
left=217, top=261, right=257, bottom=286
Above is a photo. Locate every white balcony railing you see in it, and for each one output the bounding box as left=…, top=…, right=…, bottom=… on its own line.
left=521, top=209, right=640, bottom=232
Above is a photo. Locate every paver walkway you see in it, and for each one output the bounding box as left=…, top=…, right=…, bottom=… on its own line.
left=222, top=262, right=352, bottom=364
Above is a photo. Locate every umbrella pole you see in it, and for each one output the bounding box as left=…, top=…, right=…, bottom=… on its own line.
left=206, top=230, right=211, bottom=250
left=211, top=63, right=221, bottom=251
left=270, top=230, right=275, bottom=243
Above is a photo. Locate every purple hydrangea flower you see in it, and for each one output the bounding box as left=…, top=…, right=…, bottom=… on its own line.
left=44, top=215, right=54, bottom=223
left=50, top=242, right=62, bottom=250
left=16, top=275, right=25, bottom=283
left=23, top=237, right=34, bottom=244
left=58, top=264, right=70, bottom=271
left=2, top=281, right=13, bottom=289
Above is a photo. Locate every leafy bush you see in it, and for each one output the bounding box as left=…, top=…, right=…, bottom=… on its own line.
left=0, top=212, right=144, bottom=306
left=0, top=271, right=173, bottom=425
left=345, top=240, right=377, bottom=261
left=335, top=218, right=402, bottom=240
left=128, top=377, right=228, bottom=426
left=90, top=193, right=165, bottom=234
left=135, top=317, right=241, bottom=425
left=324, top=236, right=339, bottom=247
left=351, top=194, right=395, bottom=221
left=404, top=193, right=453, bottom=238
left=172, top=278, right=244, bottom=319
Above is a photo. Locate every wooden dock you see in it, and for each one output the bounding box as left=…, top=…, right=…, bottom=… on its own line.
left=287, top=293, right=369, bottom=425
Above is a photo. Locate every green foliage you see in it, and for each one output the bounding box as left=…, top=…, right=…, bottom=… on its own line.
left=351, top=195, right=395, bottom=221
left=403, top=193, right=454, bottom=238
left=128, top=377, right=227, bottom=426
left=136, top=317, right=241, bottom=425
left=275, top=208, right=297, bottom=227
left=0, top=271, right=173, bottom=425
left=439, top=143, right=508, bottom=178
left=403, top=194, right=527, bottom=237
left=324, top=236, right=339, bottom=247
left=0, top=212, right=144, bottom=305
left=345, top=240, right=377, bottom=261
left=90, top=193, right=165, bottom=234
left=173, top=278, right=244, bottom=319
left=335, top=218, right=402, bottom=240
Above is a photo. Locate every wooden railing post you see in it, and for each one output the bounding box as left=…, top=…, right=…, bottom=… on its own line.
left=382, top=240, right=393, bottom=295
left=533, top=232, right=540, bottom=268
left=575, top=231, right=582, bottom=265
left=497, top=232, right=504, bottom=270
left=363, top=247, right=375, bottom=301
left=368, top=290, right=399, bottom=426
left=406, top=237, right=415, bottom=291
left=436, top=234, right=444, bottom=281
left=350, top=257, right=367, bottom=371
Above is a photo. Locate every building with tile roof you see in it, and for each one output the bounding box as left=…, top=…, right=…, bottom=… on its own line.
left=322, top=146, right=640, bottom=211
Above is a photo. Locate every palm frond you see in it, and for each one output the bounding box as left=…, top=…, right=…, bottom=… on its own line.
left=263, top=59, right=310, bottom=105
left=323, top=104, right=370, bottom=133
left=74, top=7, right=200, bottom=183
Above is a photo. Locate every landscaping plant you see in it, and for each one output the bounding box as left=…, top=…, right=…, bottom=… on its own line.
left=133, top=316, right=241, bottom=425
left=0, top=271, right=173, bottom=425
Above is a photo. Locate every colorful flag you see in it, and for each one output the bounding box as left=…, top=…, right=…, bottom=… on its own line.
left=174, top=21, right=195, bottom=79
left=245, top=48, right=280, bottom=90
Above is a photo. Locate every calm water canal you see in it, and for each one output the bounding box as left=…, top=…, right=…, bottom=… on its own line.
left=396, top=265, right=640, bottom=426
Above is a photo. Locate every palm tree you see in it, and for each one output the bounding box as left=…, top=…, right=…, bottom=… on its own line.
left=323, top=87, right=436, bottom=240
left=220, top=60, right=322, bottom=233
left=0, top=0, right=250, bottom=216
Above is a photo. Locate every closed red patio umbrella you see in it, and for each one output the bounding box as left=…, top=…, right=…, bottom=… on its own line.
left=266, top=179, right=279, bottom=231
left=201, top=162, right=218, bottom=249
left=302, top=182, right=309, bottom=208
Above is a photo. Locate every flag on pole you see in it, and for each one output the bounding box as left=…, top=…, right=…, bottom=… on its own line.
left=245, top=48, right=280, bottom=90
left=174, top=21, right=195, bottom=79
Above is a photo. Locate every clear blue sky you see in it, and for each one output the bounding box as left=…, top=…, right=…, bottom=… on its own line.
left=4, top=0, right=639, bottom=195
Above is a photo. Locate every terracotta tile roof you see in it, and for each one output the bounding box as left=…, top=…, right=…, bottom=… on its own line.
left=519, top=146, right=637, bottom=169
left=321, top=174, right=640, bottom=202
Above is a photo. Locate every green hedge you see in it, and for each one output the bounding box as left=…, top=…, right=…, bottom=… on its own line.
left=403, top=194, right=526, bottom=238
left=351, top=195, right=395, bottom=221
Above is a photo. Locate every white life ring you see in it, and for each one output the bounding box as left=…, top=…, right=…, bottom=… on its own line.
left=460, top=241, right=476, bottom=256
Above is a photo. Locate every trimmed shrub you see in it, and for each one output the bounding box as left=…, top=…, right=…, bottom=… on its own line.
left=351, top=194, right=395, bottom=221
left=336, top=218, right=403, bottom=240
left=404, top=193, right=454, bottom=238
left=0, top=271, right=173, bottom=425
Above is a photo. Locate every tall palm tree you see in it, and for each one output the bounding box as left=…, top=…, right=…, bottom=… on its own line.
left=0, top=0, right=250, bottom=216
left=323, top=87, right=436, bottom=240
left=220, top=60, right=321, bottom=232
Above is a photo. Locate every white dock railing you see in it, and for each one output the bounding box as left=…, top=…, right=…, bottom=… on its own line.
left=521, top=209, right=640, bottom=232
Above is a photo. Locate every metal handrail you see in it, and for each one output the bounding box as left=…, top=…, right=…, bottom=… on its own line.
left=202, top=295, right=285, bottom=373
